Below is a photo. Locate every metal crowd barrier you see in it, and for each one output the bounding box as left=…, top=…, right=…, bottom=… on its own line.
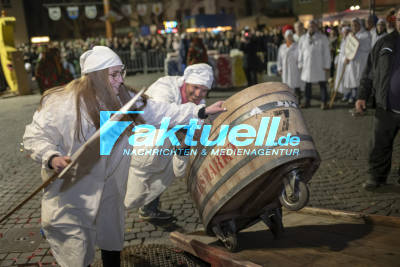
left=213, top=44, right=278, bottom=62
left=117, top=49, right=166, bottom=74
left=117, top=45, right=278, bottom=75
left=266, top=43, right=278, bottom=62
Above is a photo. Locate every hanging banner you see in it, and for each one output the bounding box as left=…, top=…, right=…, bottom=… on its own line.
left=99, top=10, right=123, bottom=23
left=67, top=6, right=79, bottom=20
left=121, top=4, right=132, bottom=17
left=152, top=3, right=162, bottom=16
left=48, top=7, right=61, bottom=21
left=137, top=4, right=147, bottom=17
left=85, top=5, right=97, bottom=19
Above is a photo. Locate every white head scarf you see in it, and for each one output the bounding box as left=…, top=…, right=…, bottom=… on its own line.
left=284, top=29, right=294, bottom=38
left=80, top=46, right=123, bottom=75
left=352, top=17, right=362, bottom=26
left=341, top=26, right=351, bottom=34
left=377, top=19, right=385, bottom=25
left=183, top=63, right=214, bottom=89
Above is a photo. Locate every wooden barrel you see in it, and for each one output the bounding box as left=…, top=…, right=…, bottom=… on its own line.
left=188, top=82, right=320, bottom=235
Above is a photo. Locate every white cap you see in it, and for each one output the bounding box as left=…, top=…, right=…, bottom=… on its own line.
left=284, top=29, right=293, bottom=38
left=80, top=46, right=123, bottom=75
left=377, top=18, right=385, bottom=25
left=341, top=26, right=351, bottom=34
left=352, top=17, right=361, bottom=25
left=183, top=63, right=214, bottom=89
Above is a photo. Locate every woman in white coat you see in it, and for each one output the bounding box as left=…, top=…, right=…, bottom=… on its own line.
left=23, top=46, right=224, bottom=267
left=277, top=27, right=302, bottom=104
left=343, top=18, right=371, bottom=104
left=298, top=20, right=331, bottom=109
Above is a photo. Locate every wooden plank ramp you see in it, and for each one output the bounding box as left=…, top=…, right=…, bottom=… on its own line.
left=170, top=207, right=400, bottom=267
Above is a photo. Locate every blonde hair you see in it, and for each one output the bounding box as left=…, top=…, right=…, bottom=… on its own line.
left=39, top=69, right=146, bottom=141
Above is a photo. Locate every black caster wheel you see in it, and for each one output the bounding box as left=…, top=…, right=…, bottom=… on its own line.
left=279, top=180, right=309, bottom=211
left=222, top=231, right=238, bottom=252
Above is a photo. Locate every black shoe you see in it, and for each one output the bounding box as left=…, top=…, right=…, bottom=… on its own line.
left=139, top=208, right=172, bottom=220
left=101, top=250, right=120, bottom=267
left=362, top=177, right=385, bottom=190
left=363, top=181, right=379, bottom=190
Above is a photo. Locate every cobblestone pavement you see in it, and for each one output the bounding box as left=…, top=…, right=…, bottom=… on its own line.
left=0, top=73, right=399, bottom=266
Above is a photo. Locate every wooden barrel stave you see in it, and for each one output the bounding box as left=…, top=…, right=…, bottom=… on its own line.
left=188, top=88, right=305, bottom=194
left=191, top=106, right=315, bottom=210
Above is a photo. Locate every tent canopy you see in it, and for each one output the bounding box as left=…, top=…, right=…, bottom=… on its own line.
left=322, top=9, right=370, bottom=22
left=237, top=15, right=295, bottom=30
left=184, top=14, right=236, bottom=29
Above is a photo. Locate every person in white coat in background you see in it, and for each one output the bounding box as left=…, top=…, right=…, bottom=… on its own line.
left=343, top=18, right=371, bottom=104
left=298, top=20, right=331, bottom=109
left=335, top=26, right=351, bottom=101
left=371, top=19, right=387, bottom=48
left=124, top=63, right=214, bottom=220
left=293, top=21, right=305, bottom=42
left=366, top=15, right=378, bottom=47
left=277, top=26, right=302, bottom=105
left=23, top=46, right=225, bottom=267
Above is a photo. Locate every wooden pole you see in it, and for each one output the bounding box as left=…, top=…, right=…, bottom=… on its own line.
left=329, top=61, right=348, bottom=109
left=103, top=0, right=112, bottom=39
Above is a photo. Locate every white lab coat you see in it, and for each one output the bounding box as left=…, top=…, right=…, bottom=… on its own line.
left=125, top=76, right=204, bottom=209
left=23, top=87, right=203, bottom=267
left=334, top=36, right=349, bottom=94
left=343, top=30, right=371, bottom=89
left=371, top=29, right=387, bottom=48
left=298, top=32, right=331, bottom=83
left=293, top=33, right=303, bottom=43
left=277, top=42, right=302, bottom=89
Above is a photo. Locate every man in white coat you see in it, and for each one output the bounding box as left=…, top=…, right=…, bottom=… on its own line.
left=293, top=21, right=305, bottom=42
left=371, top=19, right=387, bottom=48
left=298, top=20, right=331, bottom=109
left=124, top=63, right=214, bottom=220
left=277, top=27, right=302, bottom=104
left=343, top=18, right=371, bottom=104
left=367, top=15, right=378, bottom=47
left=335, top=26, right=351, bottom=100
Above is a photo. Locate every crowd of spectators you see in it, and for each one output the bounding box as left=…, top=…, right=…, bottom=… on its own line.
left=13, top=8, right=394, bottom=95
left=17, top=27, right=285, bottom=81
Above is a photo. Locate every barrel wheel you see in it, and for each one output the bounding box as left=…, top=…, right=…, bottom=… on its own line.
left=222, top=231, right=238, bottom=252
left=279, top=181, right=309, bottom=211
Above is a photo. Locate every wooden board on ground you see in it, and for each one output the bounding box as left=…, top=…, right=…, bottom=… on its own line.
left=170, top=207, right=400, bottom=267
